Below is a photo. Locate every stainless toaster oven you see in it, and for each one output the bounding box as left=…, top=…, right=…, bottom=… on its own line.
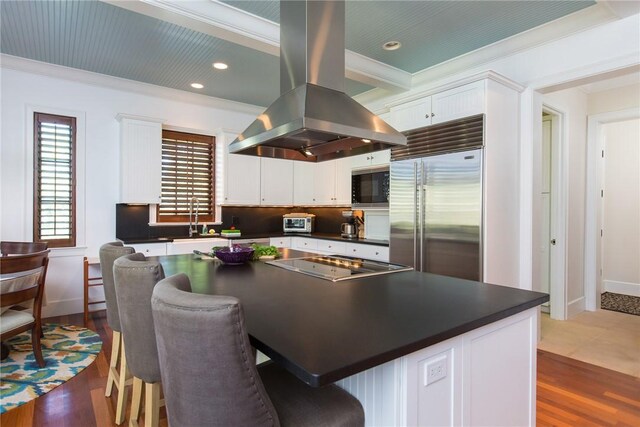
left=283, top=214, right=315, bottom=233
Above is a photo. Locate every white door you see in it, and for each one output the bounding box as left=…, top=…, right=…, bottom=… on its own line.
left=313, top=161, right=336, bottom=205
left=540, top=117, right=552, bottom=309
left=293, top=162, right=316, bottom=205
left=224, top=138, right=261, bottom=205
left=334, top=157, right=352, bottom=205
left=260, top=158, right=293, bottom=205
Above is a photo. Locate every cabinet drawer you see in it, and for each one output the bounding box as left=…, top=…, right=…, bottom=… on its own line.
left=270, top=237, right=291, bottom=248
left=316, top=240, right=347, bottom=255
left=292, top=237, right=318, bottom=252
left=167, top=238, right=227, bottom=255
left=130, top=243, right=167, bottom=256
left=345, top=243, right=389, bottom=262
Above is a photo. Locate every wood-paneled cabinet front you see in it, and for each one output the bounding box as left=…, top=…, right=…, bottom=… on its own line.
left=117, top=115, right=163, bottom=204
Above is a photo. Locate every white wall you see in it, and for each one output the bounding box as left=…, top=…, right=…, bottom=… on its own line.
left=588, top=83, right=640, bottom=115
left=602, top=119, right=640, bottom=295
left=542, top=88, right=589, bottom=307
left=1, top=65, right=257, bottom=316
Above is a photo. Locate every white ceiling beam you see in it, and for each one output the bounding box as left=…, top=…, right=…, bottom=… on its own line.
left=597, top=0, right=640, bottom=19
left=103, top=0, right=411, bottom=92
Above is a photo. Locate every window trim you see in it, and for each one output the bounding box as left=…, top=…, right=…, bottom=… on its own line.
left=156, top=129, right=216, bottom=223
left=33, top=112, right=77, bottom=248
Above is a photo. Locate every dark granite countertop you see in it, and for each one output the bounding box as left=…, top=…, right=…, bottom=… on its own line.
left=118, top=233, right=389, bottom=247
left=156, top=249, right=548, bottom=387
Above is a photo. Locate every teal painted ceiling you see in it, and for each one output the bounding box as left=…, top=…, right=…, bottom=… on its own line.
left=1, top=1, right=596, bottom=107
left=224, top=0, right=596, bottom=73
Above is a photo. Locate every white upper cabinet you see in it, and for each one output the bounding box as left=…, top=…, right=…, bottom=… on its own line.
left=334, top=157, right=352, bottom=205
left=351, top=149, right=391, bottom=169
left=293, top=159, right=350, bottom=206
left=293, top=161, right=316, bottom=205
left=389, top=80, right=486, bottom=132
left=223, top=136, right=261, bottom=205
left=390, top=97, right=433, bottom=132
left=431, top=80, right=485, bottom=124
left=313, top=161, right=337, bottom=205
left=117, top=115, right=163, bottom=204
left=261, top=157, right=293, bottom=205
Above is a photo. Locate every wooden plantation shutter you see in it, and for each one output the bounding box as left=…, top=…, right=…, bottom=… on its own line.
left=33, top=112, right=76, bottom=248
left=158, top=130, right=215, bottom=222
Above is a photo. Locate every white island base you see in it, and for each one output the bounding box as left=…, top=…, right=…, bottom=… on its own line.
left=336, top=307, right=539, bottom=426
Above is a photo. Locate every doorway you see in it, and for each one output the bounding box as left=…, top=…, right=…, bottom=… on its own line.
left=539, top=107, right=566, bottom=319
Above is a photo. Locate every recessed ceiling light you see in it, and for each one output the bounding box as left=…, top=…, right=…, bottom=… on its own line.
left=382, top=41, right=401, bottom=51
left=190, top=83, right=204, bottom=89
left=361, top=138, right=371, bottom=143
left=212, top=62, right=228, bottom=70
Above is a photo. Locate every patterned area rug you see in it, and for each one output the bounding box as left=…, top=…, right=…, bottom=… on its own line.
left=601, top=292, right=640, bottom=316
left=0, top=324, right=102, bottom=414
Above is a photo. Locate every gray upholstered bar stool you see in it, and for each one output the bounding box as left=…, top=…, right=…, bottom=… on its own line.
left=113, top=253, right=165, bottom=427
left=99, top=241, right=135, bottom=425
left=151, top=274, right=365, bottom=427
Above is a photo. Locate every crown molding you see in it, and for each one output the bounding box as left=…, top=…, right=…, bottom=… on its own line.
left=0, top=54, right=264, bottom=116
left=115, top=113, right=166, bottom=124
left=107, top=0, right=412, bottom=93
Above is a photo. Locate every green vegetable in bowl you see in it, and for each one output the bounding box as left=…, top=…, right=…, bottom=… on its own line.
left=250, top=244, right=280, bottom=260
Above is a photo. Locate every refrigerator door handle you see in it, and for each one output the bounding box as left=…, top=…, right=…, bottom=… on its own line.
left=413, top=162, right=418, bottom=269
left=419, top=160, right=425, bottom=272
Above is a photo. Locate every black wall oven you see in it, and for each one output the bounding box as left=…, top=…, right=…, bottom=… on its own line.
left=351, top=167, right=390, bottom=208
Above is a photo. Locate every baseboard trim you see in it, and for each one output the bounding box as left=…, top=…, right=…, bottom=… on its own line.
left=603, top=280, right=640, bottom=297
left=42, top=297, right=97, bottom=319
left=567, top=296, right=586, bottom=318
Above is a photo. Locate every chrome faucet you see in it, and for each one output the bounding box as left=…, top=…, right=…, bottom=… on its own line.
left=188, top=197, right=200, bottom=237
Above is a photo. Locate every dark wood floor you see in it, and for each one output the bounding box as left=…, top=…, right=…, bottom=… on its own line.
left=2, top=311, right=639, bottom=426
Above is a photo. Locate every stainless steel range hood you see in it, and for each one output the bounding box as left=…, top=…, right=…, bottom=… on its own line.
left=228, top=0, right=407, bottom=162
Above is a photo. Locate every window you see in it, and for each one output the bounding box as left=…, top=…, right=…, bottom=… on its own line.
left=33, top=112, right=76, bottom=248
left=158, top=130, right=215, bottom=222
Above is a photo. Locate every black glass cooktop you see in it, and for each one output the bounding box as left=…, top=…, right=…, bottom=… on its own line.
left=266, top=255, right=413, bottom=282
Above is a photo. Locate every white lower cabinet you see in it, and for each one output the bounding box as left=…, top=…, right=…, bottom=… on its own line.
left=130, top=243, right=167, bottom=256
left=291, top=237, right=317, bottom=252
left=269, top=237, right=291, bottom=248
left=337, top=308, right=538, bottom=427
left=345, top=243, right=389, bottom=262
left=316, top=240, right=346, bottom=255
left=167, top=238, right=228, bottom=255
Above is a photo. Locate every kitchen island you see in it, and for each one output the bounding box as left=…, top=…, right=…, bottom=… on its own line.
left=158, top=249, right=548, bottom=426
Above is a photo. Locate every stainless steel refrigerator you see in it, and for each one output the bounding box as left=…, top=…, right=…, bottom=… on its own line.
left=390, top=149, right=483, bottom=281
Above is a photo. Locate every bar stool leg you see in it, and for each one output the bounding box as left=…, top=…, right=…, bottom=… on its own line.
left=144, top=382, right=161, bottom=427
left=129, top=377, right=143, bottom=426
left=115, top=342, right=130, bottom=425
left=105, top=330, right=121, bottom=397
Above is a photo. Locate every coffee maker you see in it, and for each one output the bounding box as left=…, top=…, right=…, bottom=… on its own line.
left=341, top=211, right=363, bottom=239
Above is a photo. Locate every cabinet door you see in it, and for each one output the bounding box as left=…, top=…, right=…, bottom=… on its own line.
left=334, top=157, right=352, bottom=205
left=351, top=153, right=373, bottom=169
left=130, top=243, right=167, bottom=256
left=390, top=97, right=432, bottom=132
left=224, top=137, right=261, bottom=205
left=431, top=80, right=485, bottom=124
left=345, top=243, right=389, bottom=262
left=270, top=237, right=291, bottom=248
left=313, top=161, right=336, bottom=205
left=261, top=158, right=293, bottom=205
left=119, top=118, right=162, bottom=204
left=293, top=162, right=316, bottom=205
left=369, top=149, right=391, bottom=167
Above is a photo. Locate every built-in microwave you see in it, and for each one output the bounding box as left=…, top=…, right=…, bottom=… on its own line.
left=352, top=166, right=390, bottom=208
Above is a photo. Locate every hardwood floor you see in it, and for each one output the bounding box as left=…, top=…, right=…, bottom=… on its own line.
left=2, top=311, right=639, bottom=426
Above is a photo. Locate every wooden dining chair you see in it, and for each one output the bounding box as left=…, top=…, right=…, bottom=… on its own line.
left=151, top=273, right=364, bottom=427
left=99, top=241, right=135, bottom=425
left=113, top=253, right=166, bottom=427
left=1, top=241, right=48, bottom=257
left=0, top=249, right=50, bottom=368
